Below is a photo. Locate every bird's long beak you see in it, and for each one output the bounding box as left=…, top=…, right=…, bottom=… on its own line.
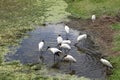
left=46, top=47, right=48, bottom=51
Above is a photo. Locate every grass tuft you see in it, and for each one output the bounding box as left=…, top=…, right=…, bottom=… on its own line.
left=108, top=24, right=120, bottom=80
left=64, top=0, right=120, bottom=18
left=111, top=24, right=120, bottom=51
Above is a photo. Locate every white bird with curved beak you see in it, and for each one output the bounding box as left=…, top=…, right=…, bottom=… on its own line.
left=65, top=25, right=70, bottom=34
left=91, top=14, right=96, bottom=22
left=38, top=40, right=45, bottom=51
left=62, top=38, right=71, bottom=44
left=62, top=54, right=76, bottom=70
left=100, top=58, right=113, bottom=68
left=77, top=33, right=87, bottom=42
left=47, top=46, right=62, bottom=62
left=63, top=54, right=76, bottom=62
left=60, top=43, right=71, bottom=50
left=57, top=34, right=63, bottom=45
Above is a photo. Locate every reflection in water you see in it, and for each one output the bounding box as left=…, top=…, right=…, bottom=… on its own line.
left=6, top=23, right=106, bottom=80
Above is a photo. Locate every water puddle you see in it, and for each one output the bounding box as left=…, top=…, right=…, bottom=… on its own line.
left=6, top=23, right=106, bottom=80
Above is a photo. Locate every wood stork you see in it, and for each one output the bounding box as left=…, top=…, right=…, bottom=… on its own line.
left=100, top=58, right=113, bottom=68
left=65, top=25, right=70, bottom=34
left=38, top=40, right=45, bottom=53
left=38, top=40, right=45, bottom=63
left=38, top=40, right=45, bottom=51
left=91, top=15, right=96, bottom=22
left=62, top=38, right=71, bottom=44
left=59, top=43, right=71, bottom=53
left=47, top=46, right=62, bottom=62
left=77, top=34, right=87, bottom=42
left=57, top=34, right=63, bottom=45
left=62, top=54, right=76, bottom=70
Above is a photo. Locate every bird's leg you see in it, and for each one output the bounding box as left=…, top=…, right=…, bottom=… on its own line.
left=59, top=47, right=62, bottom=51
left=64, top=49, right=66, bottom=53
left=40, top=51, right=42, bottom=57
left=54, top=54, right=55, bottom=63
left=64, top=49, right=67, bottom=54
left=69, top=62, right=72, bottom=71
left=74, top=42, right=77, bottom=47
left=57, top=44, right=60, bottom=49
left=61, top=48, right=65, bottom=54
left=66, top=33, right=67, bottom=38
left=67, top=49, right=70, bottom=54
left=39, top=51, right=44, bottom=64
left=81, top=41, right=84, bottom=48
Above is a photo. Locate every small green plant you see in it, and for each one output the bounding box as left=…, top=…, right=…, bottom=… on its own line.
left=111, top=23, right=120, bottom=30
left=112, top=34, right=120, bottom=51
left=108, top=56, right=120, bottom=80
left=64, top=0, right=120, bottom=18
left=111, top=23, right=120, bottom=51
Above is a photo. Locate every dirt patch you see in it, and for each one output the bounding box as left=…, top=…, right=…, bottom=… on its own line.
left=65, top=15, right=120, bottom=56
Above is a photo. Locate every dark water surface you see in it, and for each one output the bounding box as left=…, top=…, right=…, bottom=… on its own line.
left=6, top=23, right=106, bottom=80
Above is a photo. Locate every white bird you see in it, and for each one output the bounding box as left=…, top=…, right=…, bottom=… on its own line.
left=65, top=25, right=70, bottom=34
left=57, top=34, right=63, bottom=45
left=38, top=40, right=45, bottom=51
left=60, top=43, right=71, bottom=50
left=77, top=34, right=87, bottom=42
left=91, top=14, right=96, bottom=22
left=63, top=54, right=76, bottom=70
left=47, top=46, right=62, bottom=55
left=62, top=38, right=71, bottom=44
left=100, top=58, right=113, bottom=68
left=63, top=54, right=76, bottom=63
left=47, top=46, right=62, bottom=61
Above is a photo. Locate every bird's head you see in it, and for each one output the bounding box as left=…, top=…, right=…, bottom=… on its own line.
left=58, top=34, right=61, bottom=36
left=61, top=54, right=67, bottom=61
left=46, top=46, right=50, bottom=50
left=42, top=40, right=45, bottom=42
left=66, top=38, right=69, bottom=40
left=58, top=43, right=62, bottom=46
left=79, top=32, right=82, bottom=35
left=63, top=54, right=67, bottom=58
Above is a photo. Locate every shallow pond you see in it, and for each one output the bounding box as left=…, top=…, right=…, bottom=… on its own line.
left=6, top=23, right=106, bottom=80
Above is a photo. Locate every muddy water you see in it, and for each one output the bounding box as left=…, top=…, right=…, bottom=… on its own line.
left=6, top=23, right=106, bottom=80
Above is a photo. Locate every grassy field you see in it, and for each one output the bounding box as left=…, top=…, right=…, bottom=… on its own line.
left=111, top=24, right=120, bottom=51
left=64, top=0, right=120, bottom=80
left=108, top=23, right=120, bottom=80
left=65, top=0, right=120, bottom=19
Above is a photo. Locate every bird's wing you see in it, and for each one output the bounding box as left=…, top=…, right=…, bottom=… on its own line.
left=65, top=55, right=76, bottom=62
left=101, top=59, right=113, bottom=68
left=38, top=42, right=44, bottom=50
left=51, top=48, right=62, bottom=53
left=57, top=37, right=63, bottom=43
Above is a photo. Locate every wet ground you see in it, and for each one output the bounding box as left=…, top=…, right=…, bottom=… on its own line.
left=6, top=23, right=106, bottom=80
left=65, top=15, right=120, bottom=55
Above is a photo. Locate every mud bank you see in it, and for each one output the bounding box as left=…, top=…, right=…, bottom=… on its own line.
left=65, top=15, right=120, bottom=56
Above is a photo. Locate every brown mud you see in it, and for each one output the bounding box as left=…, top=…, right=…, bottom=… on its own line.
left=65, top=14, right=120, bottom=56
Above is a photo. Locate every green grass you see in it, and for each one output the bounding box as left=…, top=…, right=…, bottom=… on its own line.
left=64, top=0, right=120, bottom=18
left=0, top=0, right=43, bottom=47
left=112, top=34, right=120, bottom=51
left=108, top=56, right=120, bottom=80
left=108, top=24, right=120, bottom=80
left=0, top=61, right=90, bottom=80
left=111, top=23, right=120, bottom=30
left=111, top=23, right=120, bottom=51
